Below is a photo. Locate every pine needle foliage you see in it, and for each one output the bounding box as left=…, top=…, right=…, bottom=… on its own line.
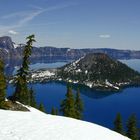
left=60, top=85, right=83, bottom=119
left=13, top=35, right=36, bottom=105
left=60, top=85, right=76, bottom=118
left=0, top=59, right=6, bottom=108
left=114, top=113, right=124, bottom=135
left=75, top=88, right=83, bottom=119
left=126, top=114, right=139, bottom=140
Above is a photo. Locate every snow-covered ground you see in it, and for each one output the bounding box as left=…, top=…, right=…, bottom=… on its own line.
left=31, top=70, right=55, bottom=78
left=0, top=107, right=130, bottom=140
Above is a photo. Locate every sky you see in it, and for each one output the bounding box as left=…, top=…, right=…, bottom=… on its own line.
left=0, top=0, right=140, bottom=50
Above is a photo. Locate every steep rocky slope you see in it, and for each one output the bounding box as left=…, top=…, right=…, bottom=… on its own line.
left=57, top=53, right=140, bottom=90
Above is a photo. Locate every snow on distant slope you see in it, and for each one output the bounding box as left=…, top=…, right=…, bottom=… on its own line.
left=13, top=43, right=20, bottom=49
left=0, top=108, right=130, bottom=140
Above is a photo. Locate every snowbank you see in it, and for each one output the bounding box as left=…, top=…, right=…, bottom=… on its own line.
left=0, top=108, right=130, bottom=140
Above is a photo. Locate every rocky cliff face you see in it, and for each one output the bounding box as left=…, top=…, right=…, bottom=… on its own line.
left=0, top=36, right=23, bottom=59
left=0, top=36, right=140, bottom=61
left=0, top=36, right=14, bottom=50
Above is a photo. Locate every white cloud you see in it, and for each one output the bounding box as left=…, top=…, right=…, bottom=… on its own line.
left=99, top=34, right=111, bottom=39
left=8, top=30, right=19, bottom=35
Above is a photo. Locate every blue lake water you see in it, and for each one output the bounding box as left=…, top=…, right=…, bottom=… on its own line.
left=120, top=59, right=140, bottom=73
left=30, top=62, right=67, bottom=70
left=7, top=59, right=140, bottom=129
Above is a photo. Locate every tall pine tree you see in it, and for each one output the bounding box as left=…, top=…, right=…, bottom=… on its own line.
left=29, top=87, right=36, bottom=108
left=113, top=113, right=124, bottom=135
left=60, top=85, right=76, bottom=118
left=13, top=35, right=35, bottom=104
left=0, top=59, right=6, bottom=107
left=126, top=114, right=139, bottom=140
left=75, top=88, right=83, bottom=119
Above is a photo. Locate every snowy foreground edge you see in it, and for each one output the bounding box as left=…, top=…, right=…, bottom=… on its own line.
left=0, top=107, right=130, bottom=140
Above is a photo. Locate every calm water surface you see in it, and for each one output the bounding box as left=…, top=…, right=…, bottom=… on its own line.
left=7, top=59, right=140, bottom=129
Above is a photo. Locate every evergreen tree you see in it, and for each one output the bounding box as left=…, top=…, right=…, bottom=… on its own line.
left=60, top=85, right=76, bottom=118
left=0, top=59, right=6, bottom=107
left=39, top=103, right=45, bottom=112
left=113, top=113, right=124, bottom=135
left=126, top=114, right=139, bottom=140
left=51, top=107, right=58, bottom=115
left=75, top=88, right=83, bottom=119
left=29, top=87, right=36, bottom=108
left=138, top=129, right=140, bottom=140
left=13, top=35, right=35, bottom=104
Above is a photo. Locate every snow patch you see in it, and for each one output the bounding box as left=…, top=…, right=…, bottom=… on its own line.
left=0, top=108, right=130, bottom=140
left=31, top=70, right=55, bottom=78
left=4, top=49, right=9, bottom=53
left=67, top=48, right=71, bottom=52
left=105, top=79, right=119, bottom=90
left=3, top=40, right=6, bottom=44
left=13, top=44, right=20, bottom=49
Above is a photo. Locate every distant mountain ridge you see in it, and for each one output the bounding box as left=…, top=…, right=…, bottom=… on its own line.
left=0, top=36, right=140, bottom=60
